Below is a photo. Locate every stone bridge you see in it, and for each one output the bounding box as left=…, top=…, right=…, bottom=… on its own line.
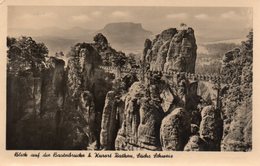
left=99, top=65, right=225, bottom=84
left=99, top=65, right=225, bottom=109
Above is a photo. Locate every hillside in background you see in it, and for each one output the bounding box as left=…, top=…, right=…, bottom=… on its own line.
left=9, top=22, right=249, bottom=58
left=8, top=22, right=153, bottom=56
left=8, top=22, right=249, bottom=77
left=196, top=40, right=242, bottom=74
left=96, top=22, right=153, bottom=53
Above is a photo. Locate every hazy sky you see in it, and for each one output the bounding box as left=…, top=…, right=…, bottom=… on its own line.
left=8, top=6, right=252, bottom=40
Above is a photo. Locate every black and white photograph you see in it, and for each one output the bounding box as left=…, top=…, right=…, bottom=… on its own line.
left=5, top=4, right=254, bottom=153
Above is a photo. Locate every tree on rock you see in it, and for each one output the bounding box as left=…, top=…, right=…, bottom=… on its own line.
left=112, top=51, right=127, bottom=68
left=7, top=36, right=48, bottom=76
left=93, top=33, right=108, bottom=49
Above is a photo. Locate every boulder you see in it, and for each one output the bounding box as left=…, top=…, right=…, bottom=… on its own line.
left=191, top=124, right=200, bottom=135
left=200, top=105, right=223, bottom=151
left=184, top=135, right=206, bottom=151
left=160, top=108, right=191, bottom=151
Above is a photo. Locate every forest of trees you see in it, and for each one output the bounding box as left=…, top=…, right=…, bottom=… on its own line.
left=196, top=43, right=241, bottom=74
left=200, top=43, right=240, bottom=59
left=221, top=30, right=253, bottom=151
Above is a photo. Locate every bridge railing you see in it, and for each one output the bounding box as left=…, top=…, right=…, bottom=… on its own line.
left=99, top=65, right=225, bottom=83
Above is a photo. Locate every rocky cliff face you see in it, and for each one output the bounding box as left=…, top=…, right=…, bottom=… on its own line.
left=200, top=106, right=223, bottom=151
left=145, top=26, right=197, bottom=73
left=7, top=28, right=251, bottom=152
left=7, top=75, right=42, bottom=149
left=100, top=91, right=121, bottom=150
left=7, top=36, right=114, bottom=150
left=7, top=57, right=65, bottom=149
left=113, top=71, right=203, bottom=151
left=40, top=57, right=66, bottom=149
left=160, top=108, right=190, bottom=151
left=8, top=27, right=215, bottom=151
left=60, top=42, right=113, bottom=150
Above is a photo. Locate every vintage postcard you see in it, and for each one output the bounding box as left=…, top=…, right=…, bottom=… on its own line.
left=0, top=0, right=259, bottom=166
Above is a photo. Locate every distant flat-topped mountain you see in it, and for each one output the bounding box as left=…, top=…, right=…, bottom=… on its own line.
left=100, top=22, right=152, bottom=35
left=8, top=22, right=153, bottom=55
left=8, top=22, right=248, bottom=56
left=96, top=22, right=153, bottom=53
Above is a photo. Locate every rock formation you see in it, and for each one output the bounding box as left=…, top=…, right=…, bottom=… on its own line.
left=7, top=56, right=65, bottom=149
left=40, top=57, right=66, bottom=149
left=100, top=73, right=138, bottom=150
left=184, top=135, right=206, bottom=151
left=7, top=75, right=43, bottom=149
left=146, top=26, right=197, bottom=73
left=160, top=108, right=191, bottom=151
left=100, top=91, right=119, bottom=150
left=199, top=106, right=223, bottom=151
left=7, top=27, right=252, bottom=152
left=79, top=91, right=96, bottom=148
left=61, top=42, right=113, bottom=150
left=124, top=82, right=145, bottom=146
left=137, top=98, right=164, bottom=150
